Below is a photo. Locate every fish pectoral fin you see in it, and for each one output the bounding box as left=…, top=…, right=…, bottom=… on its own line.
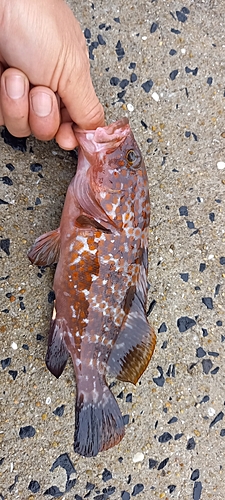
left=27, top=228, right=60, bottom=266
left=107, top=292, right=156, bottom=385
left=45, top=317, right=69, bottom=378
left=75, top=214, right=112, bottom=233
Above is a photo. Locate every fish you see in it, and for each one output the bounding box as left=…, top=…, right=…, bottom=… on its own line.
left=28, top=117, right=156, bottom=457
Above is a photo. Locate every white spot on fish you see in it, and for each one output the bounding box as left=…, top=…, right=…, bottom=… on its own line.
left=82, top=289, right=89, bottom=297
left=76, top=358, right=81, bottom=366
left=70, top=255, right=81, bottom=265
left=52, top=306, right=56, bottom=320
left=71, top=305, right=76, bottom=318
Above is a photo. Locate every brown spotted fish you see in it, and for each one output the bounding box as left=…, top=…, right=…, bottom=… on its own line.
left=28, top=118, right=156, bottom=457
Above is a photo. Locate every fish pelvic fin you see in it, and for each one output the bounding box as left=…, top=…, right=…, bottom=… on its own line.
left=45, top=316, right=69, bottom=378
left=74, top=375, right=125, bottom=457
left=27, top=228, right=60, bottom=266
left=107, top=288, right=156, bottom=385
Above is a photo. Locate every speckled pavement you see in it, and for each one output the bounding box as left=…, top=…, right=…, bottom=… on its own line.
left=1, top=0, right=225, bottom=499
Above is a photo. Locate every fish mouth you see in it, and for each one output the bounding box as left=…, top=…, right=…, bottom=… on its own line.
left=74, top=118, right=130, bottom=151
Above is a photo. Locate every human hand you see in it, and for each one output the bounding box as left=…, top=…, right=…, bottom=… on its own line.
left=0, top=0, right=104, bottom=149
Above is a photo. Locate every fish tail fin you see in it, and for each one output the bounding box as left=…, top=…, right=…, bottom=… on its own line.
left=74, top=374, right=125, bottom=457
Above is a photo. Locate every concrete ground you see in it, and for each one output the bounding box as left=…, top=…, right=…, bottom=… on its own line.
left=1, top=0, right=225, bottom=498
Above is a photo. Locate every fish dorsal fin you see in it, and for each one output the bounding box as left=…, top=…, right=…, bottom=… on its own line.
left=107, top=287, right=156, bottom=385
left=27, top=228, right=60, bottom=266
left=76, top=215, right=112, bottom=233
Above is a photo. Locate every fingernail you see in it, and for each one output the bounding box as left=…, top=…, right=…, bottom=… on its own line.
left=5, top=75, right=25, bottom=99
left=31, top=92, right=53, bottom=117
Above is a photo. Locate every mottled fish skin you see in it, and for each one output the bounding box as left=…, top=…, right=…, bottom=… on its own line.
left=28, top=118, right=156, bottom=457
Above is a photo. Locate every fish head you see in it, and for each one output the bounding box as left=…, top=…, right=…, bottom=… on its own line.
left=74, top=118, right=150, bottom=231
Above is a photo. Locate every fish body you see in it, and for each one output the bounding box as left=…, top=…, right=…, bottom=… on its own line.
left=28, top=118, right=156, bottom=457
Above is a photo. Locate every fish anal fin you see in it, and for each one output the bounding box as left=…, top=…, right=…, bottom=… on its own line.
left=107, top=293, right=156, bottom=385
left=76, top=214, right=112, bottom=233
left=28, top=228, right=60, bottom=266
left=45, top=316, right=69, bottom=378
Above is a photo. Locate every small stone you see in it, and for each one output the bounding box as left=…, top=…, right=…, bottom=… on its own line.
left=202, top=297, right=213, bottom=309
left=132, top=484, right=144, bottom=496
left=150, top=22, right=158, bottom=33
left=217, top=161, right=225, bottom=169
left=132, top=452, right=144, bottom=463
left=177, top=316, right=196, bottom=332
left=1, top=357, right=11, bottom=369
left=191, top=469, right=200, bottom=481
left=30, top=163, right=42, bottom=172
left=127, top=103, right=134, bottom=112
left=46, top=397, right=51, bottom=405
left=19, top=425, right=36, bottom=439
left=202, top=359, right=213, bottom=374
left=169, top=69, right=178, bottom=81
left=11, top=342, right=18, bottom=350
left=28, top=480, right=40, bottom=493
left=141, top=80, right=153, bottom=93
left=152, top=92, right=159, bottom=102
left=186, top=437, right=196, bottom=450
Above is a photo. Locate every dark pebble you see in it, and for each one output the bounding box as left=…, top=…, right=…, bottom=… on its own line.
left=130, top=73, right=137, bottom=83
left=50, top=453, right=76, bottom=477
left=150, top=22, right=158, bottom=33
left=1, top=357, right=11, bottom=369
left=211, top=367, right=219, bottom=375
left=202, top=297, right=213, bottom=309
left=8, top=475, right=18, bottom=492
left=117, top=391, right=123, bottom=399
left=202, top=328, right=208, bottom=337
left=27, top=206, right=34, bottom=211
left=196, top=347, right=206, bottom=358
left=208, top=351, right=219, bottom=357
left=147, top=138, right=153, bottom=143
left=0, top=238, right=10, bottom=256
left=120, top=79, right=129, bottom=89
left=118, top=457, right=123, bottom=463
left=193, top=481, right=202, bottom=500
left=207, top=77, right=213, bottom=85
left=220, top=429, right=225, bottom=436
left=177, top=316, right=196, bottom=332
left=192, top=132, right=198, bottom=141
left=116, top=40, right=125, bottom=61
left=179, top=205, right=188, bottom=216
left=141, top=120, right=148, bottom=130
left=209, top=411, right=224, bottom=428
left=114, top=17, right=120, bottom=23
left=219, top=257, right=225, bottom=265
left=176, top=10, right=187, bottom=22
left=161, top=341, right=168, bottom=349
left=181, top=7, right=190, bottom=14
left=127, top=474, right=131, bottom=485
left=149, top=458, right=158, bottom=469
left=97, top=34, right=106, bottom=45
left=2, top=309, right=9, bottom=313
left=217, top=321, right=222, bottom=327
left=187, top=437, right=196, bottom=450
left=117, top=90, right=126, bottom=100
left=153, top=365, right=165, bottom=387
left=48, top=290, right=55, bottom=303
left=0, top=175, right=13, bottom=185
left=180, top=273, right=189, bottom=282
left=99, top=23, right=105, bottom=29
left=105, top=26, right=111, bottom=31
left=169, top=69, right=178, bottom=80
left=200, top=395, right=209, bottom=404
left=195, top=286, right=201, bottom=291
left=84, top=28, right=91, bottom=39
left=174, top=433, right=183, bottom=440
left=199, top=263, right=206, bottom=272
left=123, top=414, right=129, bottom=425
left=191, top=469, right=200, bottom=481
left=158, top=457, right=169, bottom=470
left=35, top=197, right=41, bottom=205
left=102, top=468, right=112, bottom=482
left=126, top=393, right=132, bottom=403
left=30, top=163, right=43, bottom=172
left=22, top=344, right=29, bottom=350
left=103, top=486, right=116, bottom=495
left=158, top=322, right=167, bottom=333
left=44, top=485, right=62, bottom=497
left=0, top=199, right=9, bottom=205
left=141, top=80, right=153, bottom=93
left=171, top=28, right=181, bottom=34
left=146, top=299, right=157, bottom=316
left=187, top=222, right=194, bottom=229
left=28, top=480, right=40, bottom=493
left=86, top=482, right=95, bottom=491
left=215, top=284, right=220, bottom=297
left=168, top=416, right=178, bottom=424
left=1, top=127, right=27, bottom=151
left=185, top=66, right=198, bottom=76
left=158, top=432, right=173, bottom=443
left=37, top=334, right=44, bottom=341
left=121, top=492, right=130, bottom=500
left=169, top=49, right=177, bottom=56
left=202, top=358, right=213, bottom=374
left=110, top=77, right=120, bottom=86
left=132, top=484, right=144, bottom=496
left=20, top=302, right=25, bottom=310
left=8, top=370, right=18, bottom=380
left=168, top=485, right=176, bottom=493
left=5, top=163, right=15, bottom=171
left=185, top=130, right=191, bottom=138
left=129, top=62, right=136, bottom=69
left=209, top=212, right=215, bottom=222
left=166, top=364, right=175, bottom=377
left=74, top=495, right=82, bottom=500
left=19, top=425, right=36, bottom=439
left=53, top=405, right=65, bottom=417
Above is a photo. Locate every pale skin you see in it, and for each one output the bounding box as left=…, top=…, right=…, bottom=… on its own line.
left=0, top=0, right=104, bottom=149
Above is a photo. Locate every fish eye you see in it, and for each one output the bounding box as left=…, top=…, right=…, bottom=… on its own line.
left=126, top=149, right=141, bottom=168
